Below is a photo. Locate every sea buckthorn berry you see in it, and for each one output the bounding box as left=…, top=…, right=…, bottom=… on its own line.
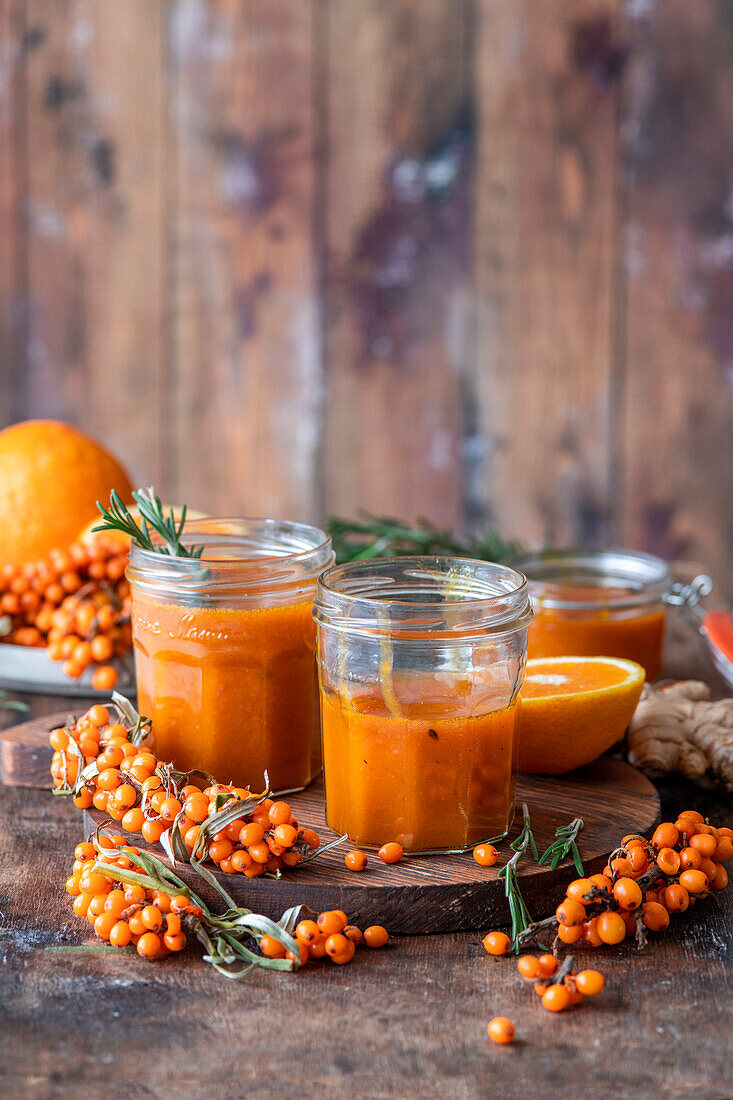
left=75, top=841, right=96, bottom=862
left=537, top=954, right=558, bottom=978
left=159, top=797, right=182, bottom=820
left=654, top=846, right=680, bottom=875
left=73, top=893, right=92, bottom=917
left=679, top=847, right=702, bottom=871
left=136, top=932, right=161, bottom=958
left=141, top=906, right=163, bottom=931
left=597, top=911, right=626, bottom=945
left=711, top=864, right=729, bottom=891
left=209, top=838, right=234, bottom=863
left=247, top=842, right=270, bottom=865
left=582, top=918, right=603, bottom=947
left=555, top=898, right=586, bottom=926
left=92, top=665, right=118, bottom=692
left=627, top=846, right=649, bottom=874
left=679, top=869, right=708, bottom=895
left=345, top=850, right=368, bottom=872
left=699, top=857, right=718, bottom=884
left=295, top=920, right=320, bottom=945
left=268, top=801, right=292, bottom=826
left=483, top=931, right=511, bottom=956
left=566, top=878, right=593, bottom=902
left=50, top=728, right=69, bottom=750
left=141, top=819, right=164, bottom=844
left=273, top=823, right=297, bottom=848
left=329, top=939, right=356, bottom=965
left=317, top=910, right=348, bottom=937
left=122, top=807, right=145, bottom=833
left=285, top=943, right=309, bottom=967
left=363, top=925, right=389, bottom=948
left=487, top=1017, right=515, bottom=1045
left=97, top=768, right=121, bottom=792
left=164, top=932, right=186, bottom=952
left=542, top=984, right=571, bottom=1012
left=260, top=934, right=286, bottom=959
left=652, top=822, right=679, bottom=849
left=663, top=884, right=690, bottom=912
left=378, top=842, right=404, bottom=864
left=110, top=920, right=132, bottom=947
left=517, top=955, right=541, bottom=979
left=575, top=969, right=605, bottom=996
left=301, top=828, right=320, bottom=850
left=103, top=890, right=127, bottom=918
left=239, top=822, right=265, bottom=847
left=608, top=856, right=633, bottom=879
left=689, top=833, right=717, bottom=859
left=613, top=877, right=642, bottom=911
left=81, top=871, right=109, bottom=895
left=563, top=980, right=584, bottom=1007
left=557, top=923, right=583, bottom=944
left=344, top=925, right=363, bottom=945
left=230, top=849, right=252, bottom=873
left=589, top=872, right=613, bottom=892
left=65, top=875, right=81, bottom=896
left=308, top=935, right=328, bottom=959
left=114, top=783, right=137, bottom=809
left=714, top=837, right=733, bottom=863
left=184, top=795, right=209, bottom=823
left=473, top=844, right=498, bottom=867
left=325, top=933, right=349, bottom=957
left=641, top=902, right=669, bottom=932
left=621, top=833, right=646, bottom=846
left=93, top=912, right=117, bottom=941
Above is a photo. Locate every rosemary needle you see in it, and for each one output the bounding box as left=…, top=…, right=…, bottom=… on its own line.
left=94, top=487, right=203, bottom=559
left=538, top=818, right=585, bottom=876
left=326, top=514, right=521, bottom=565
left=497, top=803, right=538, bottom=948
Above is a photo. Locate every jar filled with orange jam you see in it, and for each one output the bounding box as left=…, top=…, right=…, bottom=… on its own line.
left=127, top=519, right=334, bottom=793
left=313, top=557, right=532, bottom=854
left=514, top=550, right=672, bottom=681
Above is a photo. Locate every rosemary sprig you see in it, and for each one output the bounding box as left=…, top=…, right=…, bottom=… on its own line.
left=94, top=487, right=203, bottom=559
left=89, top=840, right=304, bottom=978
left=538, top=818, right=585, bottom=876
left=326, top=514, right=521, bottom=564
left=497, top=803, right=538, bottom=949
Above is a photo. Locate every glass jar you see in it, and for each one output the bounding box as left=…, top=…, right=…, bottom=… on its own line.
left=514, top=549, right=671, bottom=681
left=127, top=519, right=334, bottom=793
left=313, top=556, right=532, bottom=854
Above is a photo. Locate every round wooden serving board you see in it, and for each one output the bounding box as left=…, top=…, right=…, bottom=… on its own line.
left=2, top=711, right=660, bottom=933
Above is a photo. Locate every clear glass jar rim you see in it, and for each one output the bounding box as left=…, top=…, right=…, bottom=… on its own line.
left=314, top=555, right=532, bottom=638
left=127, top=517, right=333, bottom=597
left=512, top=548, right=671, bottom=611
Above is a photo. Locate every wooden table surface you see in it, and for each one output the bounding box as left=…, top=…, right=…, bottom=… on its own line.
left=1, top=616, right=732, bottom=1100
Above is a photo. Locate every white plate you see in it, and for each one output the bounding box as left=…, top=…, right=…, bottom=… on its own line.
left=0, top=644, right=134, bottom=696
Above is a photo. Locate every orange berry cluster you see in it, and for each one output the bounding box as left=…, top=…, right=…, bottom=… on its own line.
left=517, top=953, right=605, bottom=1012
left=261, top=909, right=389, bottom=968
left=50, top=702, right=320, bottom=876
left=487, top=954, right=605, bottom=1043
left=66, top=836, right=199, bottom=958
left=0, top=535, right=129, bottom=689
left=511, top=811, right=731, bottom=953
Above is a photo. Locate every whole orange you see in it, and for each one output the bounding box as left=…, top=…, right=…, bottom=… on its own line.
left=0, top=420, right=132, bottom=566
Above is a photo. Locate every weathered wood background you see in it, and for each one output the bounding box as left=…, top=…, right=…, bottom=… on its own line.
left=1, top=0, right=732, bottom=594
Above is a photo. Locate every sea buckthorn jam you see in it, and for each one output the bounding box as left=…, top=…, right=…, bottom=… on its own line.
left=515, top=550, right=671, bottom=681
left=128, top=519, right=333, bottom=793
left=314, top=557, right=532, bottom=854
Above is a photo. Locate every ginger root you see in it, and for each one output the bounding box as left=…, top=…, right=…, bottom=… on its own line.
left=627, top=680, right=733, bottom=792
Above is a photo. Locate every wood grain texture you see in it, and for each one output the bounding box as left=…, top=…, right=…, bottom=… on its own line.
left=619, top=0, right=733, bottom=602
left=0, top=0, right=27, bottom=427
left=22, top=0, right=166, bottom=487
left=321, top=0, right=472, bottom=527
left=0, top=673, right=730, bottom=1098
left=473, top=0, right=622, bottom=547
left=1, top=709, right=659, bottom=931
left=170, top=0, right=321, bottom=520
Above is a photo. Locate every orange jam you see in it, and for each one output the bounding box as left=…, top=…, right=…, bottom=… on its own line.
left=528, top=583, right=666, bottom=680
left=320, top=681, right=519, bottom=852
left=314, top=556, right=531, bottom=854
left=133, top=594, right=318, bottom=793
left=127, top=519, right=333, bottom=794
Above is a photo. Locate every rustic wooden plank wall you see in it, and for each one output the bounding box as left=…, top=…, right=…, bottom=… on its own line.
left=0, top=0, right=731, bottom=594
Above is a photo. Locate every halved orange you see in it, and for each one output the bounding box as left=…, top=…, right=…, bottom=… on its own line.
left=517, top=656, right=646, bottom=775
